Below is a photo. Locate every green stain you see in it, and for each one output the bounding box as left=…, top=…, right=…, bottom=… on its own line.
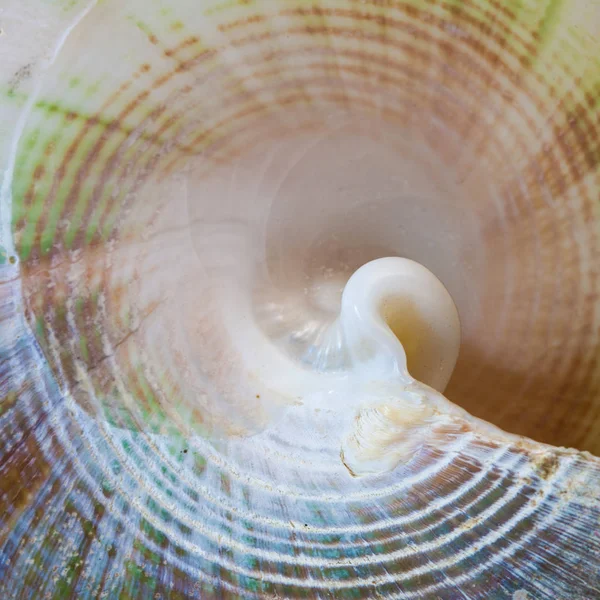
left=193, top=454, right=207, bottom=476
left=101, top=479, right=114, bottom=497
left=19, top=186, right=50, bottom=260
left=35, top=316, right=46, bottom=339
left=204, top=0, right=256, bottom=16
left=52, top=553, right=80, bottom=600
left=58, top=0, right=83, bottom=12
left=19, top=97, right=124, bottom=253
left=40, top=235, right=53, bottom=255
left=101, top=203, right=122, bottom=241
left=504, top=0, right=525, bottom=10
left=133, top=539, right=162, bottom=565
left=141, top=517, right=168, bottom=547
left=11, top=131, right=41, bottom=227
left=33, top=99, right=60, bottom=113
left=120, top=410, right=136, bottom=430
left=245, top=577, right=261, bottom=593
left=13, top=122, right=75, bottom=258
left=24, top=129, right=41, bottom=152
left=0, top=391, right=17, bottom=416
left=536, top=0, right=566, bottom=53
left=85, top=81, right=101, bottom=96
left=79, top=335, right=89, bottom=362
left=131, top=18, right=153, bottom=36
left=82, top=519, right=94, bottom=536
left=124, top=559, right=153, bottom=584
left=84, top=178, right=118, bottom=244
left=3, top=88, right=27, bottom=107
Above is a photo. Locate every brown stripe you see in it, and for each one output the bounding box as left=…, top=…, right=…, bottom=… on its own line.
left=21, top=2, right=552, bottom=261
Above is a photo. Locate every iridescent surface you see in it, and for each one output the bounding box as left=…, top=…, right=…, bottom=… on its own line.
left=1, top=0, right=600, bottom=598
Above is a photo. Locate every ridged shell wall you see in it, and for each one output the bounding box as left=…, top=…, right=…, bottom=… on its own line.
left=1, top=0, right=599, bottom=598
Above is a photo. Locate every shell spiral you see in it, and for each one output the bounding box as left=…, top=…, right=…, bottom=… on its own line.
left=1, top=0, right=600, bottom=599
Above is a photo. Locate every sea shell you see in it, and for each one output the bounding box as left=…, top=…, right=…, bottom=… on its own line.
left=1, top=0, right=599, bottom=598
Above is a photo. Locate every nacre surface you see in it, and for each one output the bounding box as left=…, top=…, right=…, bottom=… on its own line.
left=1, top=0, right=600, bottom=598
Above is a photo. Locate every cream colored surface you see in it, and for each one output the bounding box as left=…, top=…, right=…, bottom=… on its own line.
left=340, top=256, right=461, bottom=392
